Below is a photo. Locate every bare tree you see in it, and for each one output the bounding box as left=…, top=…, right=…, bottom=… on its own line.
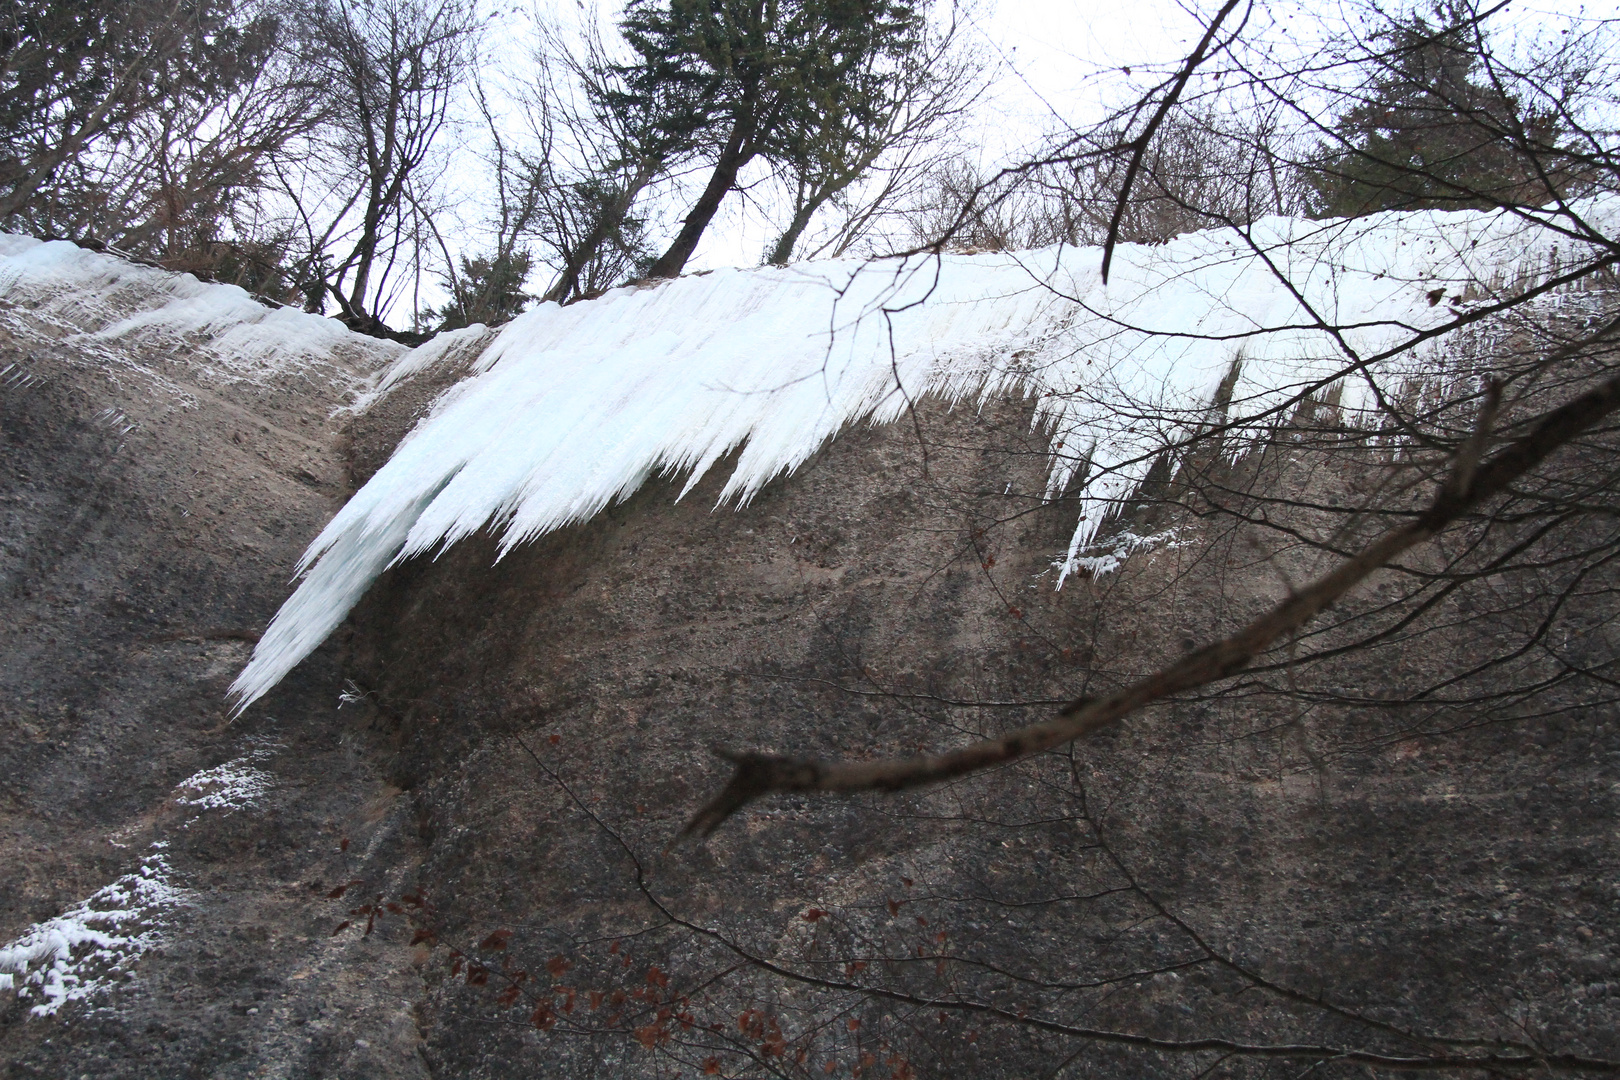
left=901, top=155, right=1045, bottom=251
left=414, top=72, right=551, bottom=331
left=286, top=0, right=477, bottom=335
left=31, top=21, right=324, bottom=294
left=904, top=103, right=1303, bottom=255
left=0, top=0, right=318, bottom=289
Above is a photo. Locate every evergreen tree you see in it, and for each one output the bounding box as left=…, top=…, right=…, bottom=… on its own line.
left=432, top=250, right=535, bottom=330
left=603, top=0, right=923, bottom=278
left=0, top=0, right=283, bottom=226
left=1305, top=4, right=1568, bottom=217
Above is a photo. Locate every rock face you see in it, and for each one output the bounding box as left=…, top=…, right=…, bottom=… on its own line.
left=333, top=390, right=1620, bottom=1079
left=3, top=243, right=1618, bottom=1079
left=0, top=240, right=435, bottom=1078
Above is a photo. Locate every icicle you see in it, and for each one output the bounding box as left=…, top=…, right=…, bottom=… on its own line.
left=228, top=197, right=1620, bottom=708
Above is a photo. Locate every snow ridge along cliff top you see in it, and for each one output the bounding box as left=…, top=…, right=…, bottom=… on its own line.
left=0, top=233, right=402, bottom=400
left=219, top=198, right=1619, bottom=709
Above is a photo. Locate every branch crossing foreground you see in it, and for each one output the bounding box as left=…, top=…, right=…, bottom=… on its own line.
left=685, top=369, right=1620, bottom=836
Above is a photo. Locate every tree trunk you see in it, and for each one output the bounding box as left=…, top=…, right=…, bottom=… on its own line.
left=542, top=216, right=612, bottom=305
left=766, top=192, right=832, bottom=266
left=541, top=164, right=655, bottom=305
left=345, top=200, right=382, bottom=320
left=646, top=119, right=755, bottom=279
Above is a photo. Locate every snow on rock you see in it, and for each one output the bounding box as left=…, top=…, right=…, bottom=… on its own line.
left=0, top=847, right=188, bottom=1017
left=345, top=321, right=497, bottom=413
left=1057, top=528, right=1193, bottom=581
left=0, top=741, right=285, bottom=1017
left=173, top=742, right=281, bottom=814
left=0, top=234, right=401, bottom=400
left=230, top=199, right=1620, bottom=710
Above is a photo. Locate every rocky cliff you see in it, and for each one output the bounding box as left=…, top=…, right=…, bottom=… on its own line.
left=2, top=238, right=1617, bottom=1079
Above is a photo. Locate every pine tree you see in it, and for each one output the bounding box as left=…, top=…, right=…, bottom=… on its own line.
left=1305, top=4, right=1568, bottom=217
left=432, top=251, right=534, bottom=330
left=603, top=0, right=923, bottom=278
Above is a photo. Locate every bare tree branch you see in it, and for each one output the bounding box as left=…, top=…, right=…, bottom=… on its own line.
left=685, top=369, right=1620, bottom=836
left=1099, top=0, right=1247, bottom=283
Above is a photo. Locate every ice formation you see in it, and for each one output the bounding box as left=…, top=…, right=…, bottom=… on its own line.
left=0, top=234, right=400, bottom=400
left=230, top=199, right=1619, bottom=709
left=1058, top=528, right=1193, bottom=581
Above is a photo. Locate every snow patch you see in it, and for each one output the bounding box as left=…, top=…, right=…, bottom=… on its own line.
left=173, top=743, right=280, bottom=814
left=0, top=234, right=400, bottom=401
left=0, top=848, right=189, bottom=1017
left=0, top=740, right=284, bottom=1017
left=230, top=199, right=1620, bottom=709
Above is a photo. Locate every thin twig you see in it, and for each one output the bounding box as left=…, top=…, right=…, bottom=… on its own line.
left=1100, top=0, right=1247, bottom=284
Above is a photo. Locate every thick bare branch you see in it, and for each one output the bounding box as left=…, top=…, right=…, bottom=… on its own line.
left=1099, top=0, right=1246, bottom=283
left=685, top=369, right=1620, bottom=837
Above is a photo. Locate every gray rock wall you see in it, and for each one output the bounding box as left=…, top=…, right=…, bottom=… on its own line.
left=338, top=390, right=1620, bottom=1078
left=0, top=257, right=436, bottom=1079
left=2, top=248, right=1616, bottom=1078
